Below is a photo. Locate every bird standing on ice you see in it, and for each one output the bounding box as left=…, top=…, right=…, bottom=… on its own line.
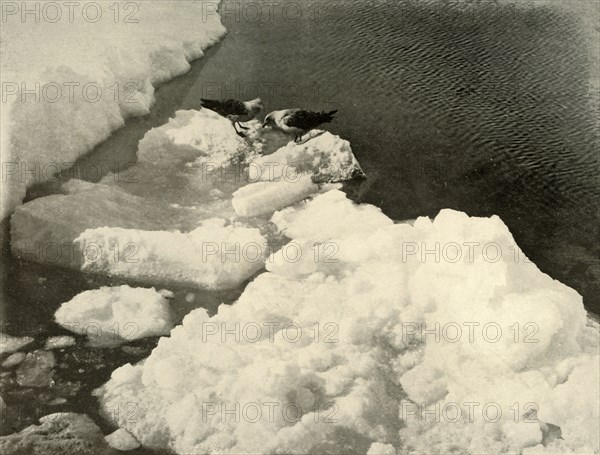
left=262, top=108, right=338, bottom=142
left=200, top=98, right=264, bottom=136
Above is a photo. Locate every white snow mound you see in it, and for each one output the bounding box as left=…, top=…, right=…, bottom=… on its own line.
left=96, top=190, right=600, bottom=454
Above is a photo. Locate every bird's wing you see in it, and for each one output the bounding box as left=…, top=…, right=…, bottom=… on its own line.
left=200, top=98, right=247, bottom=116
left=283, top=110, right=329, bottom=130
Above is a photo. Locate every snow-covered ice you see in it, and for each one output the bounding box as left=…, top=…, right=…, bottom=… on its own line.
left=232, top=176, right=320, bottom=217
left=75, top=219, right=266, bottom=290
left=105, top=428, right=140, bottom=451
left=96, top=190, right=600, bottom=454
left=10, top=108, right=362, bottom=290
left=5, top=40, right=597, bottom=450
left=0, top=413, right=112, bottom=455
left=1, top=2, right=226, bottom=219
left=44, top=336, right=76, bottom=350
left=0, top=334, right=34, bottom=355
left=1, top=352, right=27, bottom=368
left=55, top=285, right=175, bottom=346
left=15, top=350, right=56, bottom=388
left=367, top=442, right=397, bottom=455
left=248, top=132, right=364, bottom=183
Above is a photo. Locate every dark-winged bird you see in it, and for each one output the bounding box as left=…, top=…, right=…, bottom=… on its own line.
left=200, top=98, right=264, bottom=136
left=262, top=109, right=338, bottom=142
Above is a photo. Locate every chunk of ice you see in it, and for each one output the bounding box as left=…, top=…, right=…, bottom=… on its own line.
left=75, top=219, right=266, bottom=290
left=44, top=336, right=76, bottom=350
left=15, top=350, right=56, bottom=388
left=0, top=413, right=112, bottom=454
left=105, top=428, right=141, bottom=451
left=249, top=132, right=364, bottom=182
left=232, top=176, right=320, bottom=217
left=271, top=189, right=394, bottom=241
left=1, top=352, right=27, bottom=368
left=0, top=334, right=34, bottom=355
left=96, top=191, right=600, bottom=454
left=55, top=285, right=175, bottom=346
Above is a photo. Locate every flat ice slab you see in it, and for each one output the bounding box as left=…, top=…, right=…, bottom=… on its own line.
left=75, top=219, right=266, bottom=290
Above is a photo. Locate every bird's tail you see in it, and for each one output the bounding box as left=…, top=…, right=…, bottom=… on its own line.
left=319, top=110, right=338, bottom=124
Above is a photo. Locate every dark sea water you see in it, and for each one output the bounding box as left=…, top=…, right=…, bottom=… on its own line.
left=1, top=0, right=598, bottom=443
left=189, top=0, right=599, bottom=311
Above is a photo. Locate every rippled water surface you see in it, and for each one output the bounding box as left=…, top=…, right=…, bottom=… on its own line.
left=1, top=0, right=599, bottom=441
left=194, top=0, right=598, bottom=310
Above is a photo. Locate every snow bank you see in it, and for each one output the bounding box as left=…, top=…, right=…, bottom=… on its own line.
left=55, top=285, right=175, bottom=346
left=96, top=190, right=599, bottom=454
left=1, top=1, right=226, bottom=219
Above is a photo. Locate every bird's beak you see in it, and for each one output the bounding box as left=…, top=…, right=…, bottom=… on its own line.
left=262, top=120, right=269, bottom=128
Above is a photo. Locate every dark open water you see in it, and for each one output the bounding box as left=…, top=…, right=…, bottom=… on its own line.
left=1, top=0, right=598, bottom=443
left=188, top=0, right=600, bottom=310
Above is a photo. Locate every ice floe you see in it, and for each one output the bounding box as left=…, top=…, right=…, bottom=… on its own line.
left=0, top=334, right=34, bottom=355
left=1, top=352, right=27, bottom=369
left=55, top=285, right=175, bottom=346
left=105, top=428, right=140, bottom=451
left=232, top=175, right=320, bottom=217
left=6, top=69, right=597, bottom=453
left=44, top=336, right=76, bottom=350
left=248, top=131, right=364, bottom=182
left=96, top=190, right=600, bottom=454
left=15, top=351, right=56, bottom=388
left=11, top=108, right=363, bottom=290
left=75, top=219, right=266, bottom=289
left=0, top=413, right=113, bottom=455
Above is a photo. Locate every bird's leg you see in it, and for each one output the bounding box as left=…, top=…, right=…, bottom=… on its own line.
left=232, top=121, right=246, bottom=137
left=237, top=122, right=249, bottom=130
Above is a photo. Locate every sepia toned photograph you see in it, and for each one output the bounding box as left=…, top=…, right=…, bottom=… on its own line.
left=1, top=0, right=599, bottom=454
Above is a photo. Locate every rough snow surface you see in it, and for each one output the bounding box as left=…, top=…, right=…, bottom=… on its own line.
left=1, top=2, right=226, bottom=219
left=54, top=285, right=175, bottom=346
left=96, top=190, right=600, bottom=454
